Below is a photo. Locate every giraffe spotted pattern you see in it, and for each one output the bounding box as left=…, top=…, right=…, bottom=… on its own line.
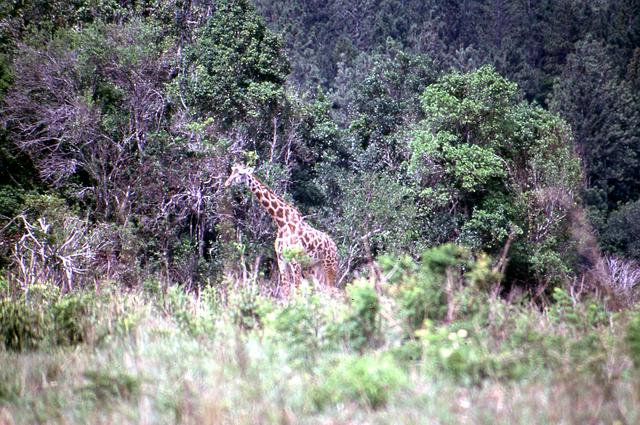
left=225, top=164, right=338, bottom=298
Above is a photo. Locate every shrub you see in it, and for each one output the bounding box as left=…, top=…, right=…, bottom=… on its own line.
left=164, top=286, right=215, bottom=335
left=1, top=285, right=105, bottom=350
left=549, top=287, right=609, bottom=331
left=0, top=278, right=9, bottom=295
left=418, top=324, right=488, bottom=383
left=82, top=370, right=141, bottom=402
left=312, top=354, right=407, bottom=409
left=0, top=298, right=49, bottom=350
left=52, top=293, right=93, bottom=346
left=231, top=285, right=270, bottom=331
left=0, top=368, right=21, bottom=403
left=381, top=244, right=468, bottom=332
left=390, top=259, right=445, bottom=331
left=267, top=290, right=331, bottom=359
left=421, top=243, right=469, bottom=275
left=417, top=315, right=546, bottom=383
left=626, top=312, right=640, bottom=369
left=603, top=256, right=640, bottom=306
left=23, top=282, right=60, bottom=304
left=198, top=284, right=223, bottom=316
left=465, top=252, right=502, bottom=291
left=339, top=280, right=381, bottom=352
left=9, top=195, right=100, bottom=291
left=142, top=277, right=162, bottom=296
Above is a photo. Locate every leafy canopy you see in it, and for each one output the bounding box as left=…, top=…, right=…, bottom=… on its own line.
left=184, top=0, right=289, bottom=125
left=410, top=66, right=581, bottom=285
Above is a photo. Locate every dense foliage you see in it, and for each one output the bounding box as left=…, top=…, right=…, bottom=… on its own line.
left=1, top=252, right=638, bottom=423
left=0, top=0, right=639, bottom=305
left=1, top=1, right=640, bottom=422
left=410, top=67, right=581, bottom=286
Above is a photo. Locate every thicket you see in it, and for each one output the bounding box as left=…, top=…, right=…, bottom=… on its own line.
left=1, top=246, right=639, bottom=422
left=255, top=0, right=640, bottom=262
left=0, top=0, right=639, bottom=298
left=1, top=1, right=639, bottom=422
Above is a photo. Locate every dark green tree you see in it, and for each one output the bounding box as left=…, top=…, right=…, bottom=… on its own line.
left=410, top=66, right=582, bottom=286
left=550, top=38, right=640, bottom=211
left=602, top=200, right=640, bottom=260
left=344, top=42, right=437, bottom=172
left=184, top=0, right=289, bottom=127
left=2, top=21, right=175, bottom=221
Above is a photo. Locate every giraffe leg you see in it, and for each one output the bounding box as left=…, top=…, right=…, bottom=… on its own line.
left=277, top=255, right=291, bottom=299
left=304, top=264, right=324, bottom=288
left=290, top=261, right=302, bottom=294
left=316, top=243, right=337, bottom=288
left=304, top=261, right=336, bottom=288
left=324, top=259, right=337, bottom=287
left=323, top=239, right=339, bottom=287
left=277, top=256, right=302, bottom=299
left=315, top=265, right=326, bottom=287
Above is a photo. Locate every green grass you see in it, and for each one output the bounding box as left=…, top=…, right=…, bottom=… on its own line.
left=1, top=254, right=640, bottom=424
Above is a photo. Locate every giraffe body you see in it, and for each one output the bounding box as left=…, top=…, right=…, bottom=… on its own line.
left=225, top=165, right=338, bottom=297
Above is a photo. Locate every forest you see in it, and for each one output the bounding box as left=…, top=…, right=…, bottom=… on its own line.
left=0, top=0, right=639, bottom=423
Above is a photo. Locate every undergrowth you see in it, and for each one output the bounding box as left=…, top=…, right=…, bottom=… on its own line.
left=1, top=245, right=639, bottom=424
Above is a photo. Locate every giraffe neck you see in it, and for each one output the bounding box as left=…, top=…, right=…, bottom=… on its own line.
left=245, top=175, right=302, bottom=229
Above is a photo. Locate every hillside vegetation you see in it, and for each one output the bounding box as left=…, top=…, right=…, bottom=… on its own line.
left=2, top=249, right=639, bottom=423
left=1, top=0, right=640, bottom=423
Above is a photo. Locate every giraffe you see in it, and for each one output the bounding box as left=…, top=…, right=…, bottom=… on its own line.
left=224, top=164, right=338, bottom=297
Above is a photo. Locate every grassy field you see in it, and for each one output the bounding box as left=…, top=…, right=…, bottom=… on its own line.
left=1, top=248, right=639, bottom=424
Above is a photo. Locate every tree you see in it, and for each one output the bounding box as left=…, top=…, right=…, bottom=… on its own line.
left=1, top=18, right=230, bottom=285
left=602, top=200, right=640, bottom=260
left=2, top=21, right=174, bottom=221
left=550, top=38, right=640, bottom=211
left=410, top=66, right=581, bottom=287
left=344, top=42, right=437, bottom=172
left=313, top=168, right=419, bottom=284
left=183, top=0, right=289, bottom=128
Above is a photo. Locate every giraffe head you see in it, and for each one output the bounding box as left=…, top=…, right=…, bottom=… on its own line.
left=224, top=164, right=255, bottom=188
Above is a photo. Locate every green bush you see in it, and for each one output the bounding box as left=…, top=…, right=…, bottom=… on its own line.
left=626, top=312, right=640, bottom=369
left=381, top=244, right=468, bottom=332
left=0, top=368, right=21, bottom=403
left=268, top=291, right=329, bottom=359
left=312, top=354, right=407, bottom=409
left=421, top=243, right=469, bottom=275
left=418, top=324, right=488, bottom=383
left=198, top=284, right=222, bottom=316
left=549, top=288, right=609, bottom=331
left=52, top=293, right=93, bottom=346
left=0, top=298, right=49, bottom=350
left=490, top=307, right=553, bottom=378
left=389, top=260, right=444, bottom=331
left=22, top=282, right=61, bottom=304
left=417, top=318, right=542, bottom=383
left=0, top=278, right=8, bottom=294
left=142, top=277, right=162, bottom=296
left=339, top=280, right=381, bottom=352
left=82, top=369, right=141, bottom=402
left=231, top=285, right=270, bottom=331
left=465, top=252, right=502, bottom=291
left=0, top=285, right=102, bottom=350
left=165, top=286, right=214, bottom=335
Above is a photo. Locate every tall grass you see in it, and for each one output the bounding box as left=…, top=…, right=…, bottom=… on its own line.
left=1, top=248, right=639, bottom=424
